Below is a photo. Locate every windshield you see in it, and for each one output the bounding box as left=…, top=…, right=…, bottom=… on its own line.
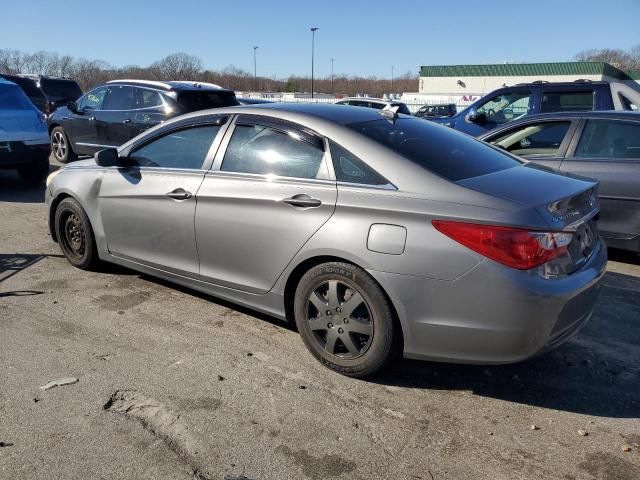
left=40, top=79, right=83, bottom=100
left=347, top=118, right=521, bottom=181
left=0, top=83, right=35, bottom=110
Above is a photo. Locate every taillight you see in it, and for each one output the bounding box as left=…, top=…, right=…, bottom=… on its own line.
left=432, top=220, right=573, bottom=270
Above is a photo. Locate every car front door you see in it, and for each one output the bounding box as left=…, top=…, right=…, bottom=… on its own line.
left=482, top=119, right=578, bottom=170
left=97, top=118, right=228, bottom=277
left=67, top=86, right=109, bottom=154
left=97, top=85, right=137, bottom=147
left=458, top=89, right=534, bottom=136
left=560, top=118, right=640, bottom=244
left=195, top=115, right=337, bottom=293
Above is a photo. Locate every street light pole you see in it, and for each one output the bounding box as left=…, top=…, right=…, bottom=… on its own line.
left=310, top=27, right=318, bottom=99
left=331, top=57, right=334, bottom=94
left=391, top=65, right=394, bottom=94
left=253, top=46, right=258, bottom=91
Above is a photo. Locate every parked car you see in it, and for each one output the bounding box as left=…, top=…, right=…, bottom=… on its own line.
left=237, top=97, right=274, bottom=105
left=46, top=103, right=606, bottom=377
left=430, top=81, right=640, bottom=136
left=0, top=74, right=82, bottom=117
left=47, top=79, right=239, bottom=163
left=480, top=111, right=640, bottom=253
left=415, top=103, right=457, bottom=119
left=335, top=97, right=412, bottom=115
left=0, top=78, right=50, bottom=183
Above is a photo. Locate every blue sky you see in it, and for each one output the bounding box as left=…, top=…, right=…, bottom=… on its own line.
left=2, top=0, right=639, bottom=78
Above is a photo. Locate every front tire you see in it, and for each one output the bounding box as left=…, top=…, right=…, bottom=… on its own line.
left=294, top=262, right=397, bottom=377
left=51, top=126, right=76, bottom=163
left=54, top=197, right=99, bottom=270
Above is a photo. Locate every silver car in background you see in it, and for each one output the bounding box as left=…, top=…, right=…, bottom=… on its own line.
left=45, top=104, right=607, bottom=377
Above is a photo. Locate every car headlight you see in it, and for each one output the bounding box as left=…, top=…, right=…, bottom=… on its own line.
left=46, top=169, right=62, bottom=188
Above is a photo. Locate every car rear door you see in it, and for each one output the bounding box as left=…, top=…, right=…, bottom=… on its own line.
left=195, top=114, right=337, bottom=294
left=98, top=117, right=229, bottom=277
left=97, top=85, right=137, bottom=147
left=129, top=87, right=167, bottom=138
left=560, top=117, right=640, bottom=243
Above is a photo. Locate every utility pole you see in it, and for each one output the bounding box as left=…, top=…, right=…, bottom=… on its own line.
left=253, top=46, right=258, bottom=91
left=331, top=58, right=334, bottom=94
left=310, top=27, right=318, bottom=98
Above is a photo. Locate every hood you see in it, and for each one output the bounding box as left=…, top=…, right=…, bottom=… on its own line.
left=0, top=109, right=48, bottom=142
left=457, top=164, right=598, bottom=230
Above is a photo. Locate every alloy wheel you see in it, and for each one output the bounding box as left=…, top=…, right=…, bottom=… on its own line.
left=306, top=280, right=374, bottom=359
left=52, top=131, right=67, bottom=160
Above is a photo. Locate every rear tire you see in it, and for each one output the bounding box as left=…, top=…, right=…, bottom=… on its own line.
left=18, top=157, right=50, bottom=184
left=54, top=197, right=99, bottom=270
left=51, top=126, right=76, bottom=163
left=293, top=262, right=397, bottom=377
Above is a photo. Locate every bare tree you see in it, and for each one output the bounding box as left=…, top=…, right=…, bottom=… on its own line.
left=149, top=53, right=202, bottom=80
left=574, top=45, right=640, bottom=70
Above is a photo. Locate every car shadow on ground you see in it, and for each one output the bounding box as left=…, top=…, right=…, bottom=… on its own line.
left=0, top=253, right=64, bottom=297
left=0, top=164, right=59, bottom=204
left=373, top=264, right=640, bottom=419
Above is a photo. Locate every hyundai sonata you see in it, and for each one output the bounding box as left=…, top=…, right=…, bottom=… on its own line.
left=46, top=103, right=606, bottom=377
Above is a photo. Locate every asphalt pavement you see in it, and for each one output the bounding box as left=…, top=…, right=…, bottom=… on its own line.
left=1, top=159, right=639, bottom=480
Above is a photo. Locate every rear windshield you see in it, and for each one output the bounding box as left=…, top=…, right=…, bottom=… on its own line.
left=40, top=79, right=82, bottom=100
left=0, top=84, right=35, bottom=110
left=177, top=91, right=239, bottom=112
left=347, top=118, right=521, bottom=181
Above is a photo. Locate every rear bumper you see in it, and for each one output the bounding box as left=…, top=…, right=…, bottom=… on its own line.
left=369, top=239, right=607, bottom=364
left=0, top=142, right=50, bottom=168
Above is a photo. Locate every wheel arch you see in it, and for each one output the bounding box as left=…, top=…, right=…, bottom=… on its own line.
left=282, top=255, right=405, bottom=351
left=48, top=123, right=61, bottom=135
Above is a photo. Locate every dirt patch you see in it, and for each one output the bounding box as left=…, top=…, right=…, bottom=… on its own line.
left=276, top=445, right=356, bottom=480
left=96, top=292, right=149, bottom=312
left=578, top=452, right=640, bottom=480
left=104, top=389, right=213, bottom=479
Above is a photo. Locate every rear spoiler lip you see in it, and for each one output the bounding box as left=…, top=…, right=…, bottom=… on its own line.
left=561, top=207, right=599, bottom=232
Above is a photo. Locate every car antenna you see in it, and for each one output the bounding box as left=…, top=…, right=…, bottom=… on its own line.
left=380, top=104, right=400, bottom=122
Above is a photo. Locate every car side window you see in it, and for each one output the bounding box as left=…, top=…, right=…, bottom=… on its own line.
left=133, top=88, right=163, bottom=109
left=574, top=120, right=640, bottom=160
left=477, top=91, right=532, bottom=124
left=77, top=86, right=108, bottom=110
left=488, top=121, right=572, bottom=157
left=221, top=123, right=328, bottom=179
left=104, top=86, right=136, bottom=111
left=329, top=141, right=390, bottom=185
left=129, top=125, right=221, bottom=169
left=541, top=91, right=594, bottom=113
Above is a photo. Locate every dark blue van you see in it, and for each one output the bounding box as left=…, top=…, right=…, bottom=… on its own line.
left=429, top=81, right=639, bottom=136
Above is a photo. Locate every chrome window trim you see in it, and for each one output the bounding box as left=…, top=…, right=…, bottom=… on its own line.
left=336, top=181, right=397, bottom=191
left=75, top=142, right=113, bottom=148
left=205, top=169, right=337, bottom=186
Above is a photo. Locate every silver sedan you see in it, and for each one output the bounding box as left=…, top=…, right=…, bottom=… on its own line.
left=45, top=104, right=607, bottom=377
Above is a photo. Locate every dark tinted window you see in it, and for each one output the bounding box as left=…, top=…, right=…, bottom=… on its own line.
left=0, top=83, right=35, bottom=110
left=40, top=79, right=82, bottom=100
left=541, top=91, right=594, bottom=113
left=222, top=124, right=327, bottom=179
left=347, top=118, right=521, bottom=181
left=329, top=141, right=389, bottom=185
left=395, top=103, right=412, bottom=115
left=129, top=125, right=221, bottom=169
left=574, top=119, right=640, bottom=159
left=488, top=121, right=571, bottom=156
left=0, top=76, right=45, bottom=99
left=77, top=86, right=108, bottom=110
left=177, top=91, right=239, bottom=112
left=104, top=85, right=136, bottom=110
left=133, top=88, right=163, bottom=109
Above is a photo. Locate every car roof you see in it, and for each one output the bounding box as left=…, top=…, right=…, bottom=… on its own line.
left=337, top=97, right=404, bottom=104
left=106, top=79, right=233, bottom=93
left=508, top=80, right=611, bottom=88
left=508, top=110, right=640, bottom=122
left=0, top=78, right=17, bottom=86
left=235, top=102, right=399, bottom=124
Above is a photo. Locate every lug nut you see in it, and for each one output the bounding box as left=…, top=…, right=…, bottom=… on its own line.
left=327, top=323, right=333, bottom=328
left=338, top=328, right=344, bottom=334
left=336, top=307, right=341, bottom=313
left=326, top=310, right=332, bottom=316
left=343, top=318, right=349, bottom=324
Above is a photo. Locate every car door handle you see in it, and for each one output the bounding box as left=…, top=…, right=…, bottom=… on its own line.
left=122, top=119, right=131, bottom=124
left=166, top=188, right=192, bottom=200
left=88, top=116, right=96, bottom=121
left=283, top=194, right=322, bottom=208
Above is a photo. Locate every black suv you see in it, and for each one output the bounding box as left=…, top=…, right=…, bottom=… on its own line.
left=47, top=80, right=239, bottom=162
left=0, top=74, right=82, bottom=117
left=414, top=103, right=457, bottom=119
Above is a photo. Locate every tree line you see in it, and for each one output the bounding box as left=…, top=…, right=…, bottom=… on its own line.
left=0, top=49, right=417, bottom=97
left=574, top=45, right=640, bottom=71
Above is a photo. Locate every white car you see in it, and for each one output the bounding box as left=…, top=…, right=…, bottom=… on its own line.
left=0, top=78, right=50, bottom=183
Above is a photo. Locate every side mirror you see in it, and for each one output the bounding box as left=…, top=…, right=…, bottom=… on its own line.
left=466, top=108, right=487, bottom=125
left=94, top=148, right=122, bottom=167
left=67, top=101, right=78, bottom=113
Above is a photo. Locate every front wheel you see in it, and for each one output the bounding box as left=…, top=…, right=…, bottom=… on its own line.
left=294, top=262, right=398, bottom=377
left=54, top=197, right=99, bottom=270
left=51, top=126, right=76, bottom=163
